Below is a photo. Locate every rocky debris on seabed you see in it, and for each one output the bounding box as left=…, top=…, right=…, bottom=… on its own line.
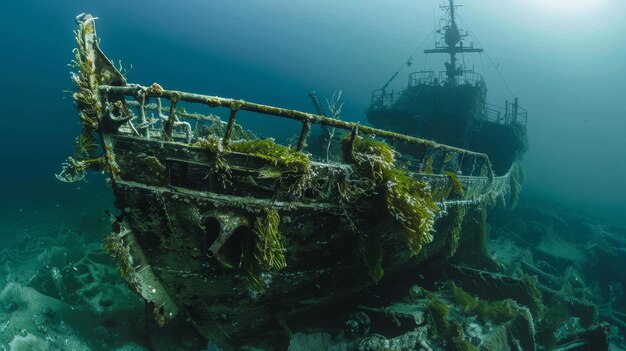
left=272, top=198, right=626, bottom=351
left=0, top=217, right=206, bottom=351
left=278, top=281, right=537, bottom=351
left=0, top=198, right=625, bottom=351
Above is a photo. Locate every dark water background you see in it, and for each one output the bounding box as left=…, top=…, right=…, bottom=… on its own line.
left=0, top=1, right=624, bottom=224
left=0, top=1, right=625, bottom=350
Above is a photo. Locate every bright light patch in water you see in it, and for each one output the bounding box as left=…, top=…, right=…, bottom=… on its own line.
left=525, top=0, right=607, bottom=16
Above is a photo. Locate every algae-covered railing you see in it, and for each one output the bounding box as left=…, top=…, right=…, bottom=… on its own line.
left=99, top=84, right=494, bottom=178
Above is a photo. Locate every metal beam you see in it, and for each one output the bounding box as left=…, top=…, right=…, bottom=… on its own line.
left=99, top=85, right=493, bottom=164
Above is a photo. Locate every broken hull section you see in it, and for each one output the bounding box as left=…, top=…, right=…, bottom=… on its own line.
left=102, top=133, right=517, bottom=343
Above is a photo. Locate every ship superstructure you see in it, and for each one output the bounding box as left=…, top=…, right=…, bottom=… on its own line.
left=367, top=0, right=527, bottom=174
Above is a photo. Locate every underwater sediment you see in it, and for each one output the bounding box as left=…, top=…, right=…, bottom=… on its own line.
left=0, top=197, right=624, bottom=350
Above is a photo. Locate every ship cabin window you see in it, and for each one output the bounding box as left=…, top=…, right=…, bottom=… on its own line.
left=166, top=160, right=215, bottom=191
left=168, top=160, right=189, bottom=187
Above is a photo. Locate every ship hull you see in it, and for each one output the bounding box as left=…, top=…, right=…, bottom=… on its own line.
left=60, top=13, right=525, bottom=349
left=103, top=133, right=516, bottom=345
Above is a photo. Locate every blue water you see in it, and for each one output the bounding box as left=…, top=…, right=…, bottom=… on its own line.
left=1, top=1, right=625, bottom=350
left=2, top=1, right=626, bottom=219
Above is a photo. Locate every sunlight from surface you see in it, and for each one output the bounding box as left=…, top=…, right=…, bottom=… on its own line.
left=524, top=0, right=607, bottom=16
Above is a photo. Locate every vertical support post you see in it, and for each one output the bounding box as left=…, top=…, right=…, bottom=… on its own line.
left=138, top=90, right=147, bottom=123
left=513, top=97, right=519, bottom=124
left=222, top=108, right=238, bottom=147
left=350, top=124, right=359, bottom=142
left=296, top=121, right=311, bottom=152
left=419, top=144, right=430, bottom=173
left=138, top=90, right=149, bottom=138
left=163, top=93, right=179, bottom=140
left=458, top=153, right=465, bottom=175
left=505, top=99, right=509, bottom=125
left=470, top=157, right=477, bottom=176
left=344, top=124, right=360, bottom=157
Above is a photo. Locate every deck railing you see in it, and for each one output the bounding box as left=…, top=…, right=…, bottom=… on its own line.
left=370, top=81, right=528, bottom=129
left=369, top=89, right=402, bottom=108
left=482, top=101, right=528, bottom=128
left=406, top=70, right=484, bottom=88
left=99, top=84, right=495, bottom=177
left=408, top=71, right=436, bottom=87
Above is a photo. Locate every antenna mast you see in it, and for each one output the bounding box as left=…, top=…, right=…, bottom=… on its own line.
left=424, top=0, right=483, bottom=86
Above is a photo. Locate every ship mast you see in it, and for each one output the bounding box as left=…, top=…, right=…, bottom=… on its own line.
left=424, top=0, right=483, bottom=86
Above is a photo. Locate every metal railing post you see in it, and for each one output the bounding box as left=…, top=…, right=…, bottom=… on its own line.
left=163, top=94, right=179, bottom=140
left=513, top=97, right=519, bottom=124
left=222, top=108, right=238, bottom=147
left=470, top=157, right=477, bottom=176
left=419, top=145, right=430, bottom=173
left=296, top=121, right=311, bottom=152
left=99, top=85, right=493, bottom=176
